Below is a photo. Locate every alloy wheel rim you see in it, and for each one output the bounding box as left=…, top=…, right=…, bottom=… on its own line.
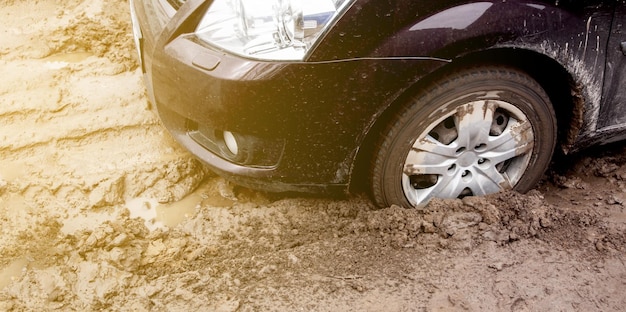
left=402, top=99, right=534, bottom=206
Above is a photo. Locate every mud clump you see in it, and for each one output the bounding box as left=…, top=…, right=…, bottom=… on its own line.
left=362, top=190, right=605, bottom=251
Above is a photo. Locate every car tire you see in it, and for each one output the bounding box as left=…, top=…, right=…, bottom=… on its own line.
left=370, top=66, right=557, bottom=207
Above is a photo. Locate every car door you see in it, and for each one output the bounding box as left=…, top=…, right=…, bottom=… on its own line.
left=598, top=0, right=626, bottom=132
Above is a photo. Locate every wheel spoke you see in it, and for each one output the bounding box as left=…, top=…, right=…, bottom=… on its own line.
left=413, top=135, right=458, bottom=157
left=404, top=162, right=453, bottom=175
left=404, top=150, right=455, bottom=175
left=484, top=140, right=533, bottom=164
left=434, top=174, right=467, bottom=198
left=454, top=101, right=496, bottom=148
left=487, top=118, right=533, bottom=148
left=474, top=166, right=513, bottom=193
left=483, top=119, right=534, bottom=164
left=410, top=173, right=464, bottom=203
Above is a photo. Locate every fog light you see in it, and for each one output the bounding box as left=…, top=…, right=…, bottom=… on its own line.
left=187, top=122, right=285, bottom=167
left=223, top=131, right=239, bottom=155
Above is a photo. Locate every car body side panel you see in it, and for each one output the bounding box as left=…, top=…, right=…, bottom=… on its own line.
left=598, top=2, right=626, bottom=131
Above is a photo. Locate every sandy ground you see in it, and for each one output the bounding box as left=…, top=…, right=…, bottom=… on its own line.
left=1, top=0, right=626, bottom=311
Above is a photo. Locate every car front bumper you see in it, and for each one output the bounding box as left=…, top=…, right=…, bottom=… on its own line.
left=130, top=0, right=362, bottom=194
left=130, top=0, right=444, bottom=194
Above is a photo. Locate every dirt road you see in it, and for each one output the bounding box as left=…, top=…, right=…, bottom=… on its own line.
left=1, top=1, right=625, bottom=311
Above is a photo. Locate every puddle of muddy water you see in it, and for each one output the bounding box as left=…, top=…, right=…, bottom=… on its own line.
left=126, top=192, right=201, bottom=231
left=62, top=183, right=211, bottom=234
left=42, top=52, right=94, bottom=69
left=155, top=192, right=201, bottom=228
left=126, top=197, right=162, bottom=231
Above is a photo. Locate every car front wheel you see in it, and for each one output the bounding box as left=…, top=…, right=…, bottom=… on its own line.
left=371, top=66, right=557, bottom=207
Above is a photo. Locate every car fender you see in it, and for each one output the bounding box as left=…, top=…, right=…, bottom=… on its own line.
left=320, top=1, right=613, bottom=155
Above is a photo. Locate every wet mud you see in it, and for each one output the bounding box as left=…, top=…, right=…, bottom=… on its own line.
left=1, top=1, right=626, bottom=311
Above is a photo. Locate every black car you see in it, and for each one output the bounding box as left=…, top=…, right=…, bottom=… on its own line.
left=130, top=0, right=626, bottom=207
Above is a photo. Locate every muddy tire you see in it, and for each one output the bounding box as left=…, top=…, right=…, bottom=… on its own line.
left=371, top=66, right=557, bottom=207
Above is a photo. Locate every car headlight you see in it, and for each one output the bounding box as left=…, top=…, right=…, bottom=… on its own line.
left=194, top=0, right=354, bottom=61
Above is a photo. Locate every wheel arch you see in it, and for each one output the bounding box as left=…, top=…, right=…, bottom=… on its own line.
left=349, top=47, right=584, bottom=193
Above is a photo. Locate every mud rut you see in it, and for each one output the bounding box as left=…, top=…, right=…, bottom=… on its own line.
left=1, top=1, right=626, bottom=311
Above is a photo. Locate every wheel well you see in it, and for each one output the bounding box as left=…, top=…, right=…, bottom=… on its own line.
left=350, top=48, right=582, bottom=193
